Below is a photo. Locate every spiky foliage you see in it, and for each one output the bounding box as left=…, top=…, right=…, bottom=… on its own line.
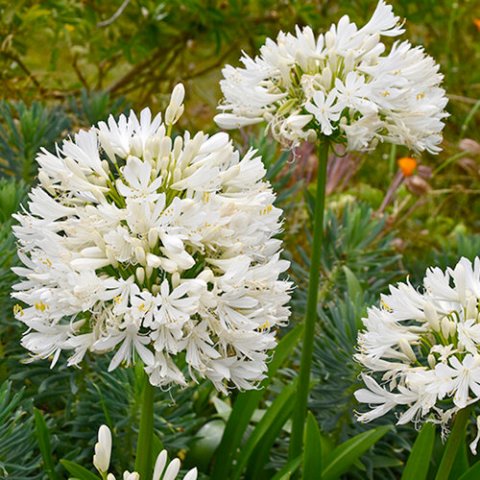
left=0, top=101, right=70, bottom=182
left=0, top=382, right=41, bottom=479
left=69, top=89, right=129, bottom=127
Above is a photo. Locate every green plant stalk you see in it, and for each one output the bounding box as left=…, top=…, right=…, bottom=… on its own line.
left=435, top=406, right=472, bottom=480
left=134, top=374, right=155, bottom=478
left=288, top=140, right=329, bottom=460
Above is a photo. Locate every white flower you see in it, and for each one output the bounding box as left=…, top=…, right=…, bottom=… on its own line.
left=215, top=1, right=447, bottom=152
left=12, top=85, right=292, bottom=392
left=91, top=425, right=197, bottom=480
left=355, top=257, right=480, bottom=440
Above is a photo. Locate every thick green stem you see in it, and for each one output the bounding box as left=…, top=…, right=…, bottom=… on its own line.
left=435, top=406, right=472, bottom=480
left=288, top=141, right=329, bottom=460
left=134, top=374, right=155, bottom=478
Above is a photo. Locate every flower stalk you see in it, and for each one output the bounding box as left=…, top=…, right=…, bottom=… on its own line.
left=289, top=140, right=329, bottom=460
left=134, top=374, right=155, bottom=479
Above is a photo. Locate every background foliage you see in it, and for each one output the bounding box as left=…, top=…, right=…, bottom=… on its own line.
left=0, top=0, right=479, bottom=478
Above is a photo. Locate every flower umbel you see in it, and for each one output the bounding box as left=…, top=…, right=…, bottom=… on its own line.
left=215, top=1, right=448, bottom=152
left=12, top=85, right=291, bottom=392
left=355, top=257, right=480, bottom=437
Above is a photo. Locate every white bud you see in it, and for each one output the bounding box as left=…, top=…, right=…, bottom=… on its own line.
left=398, top=338, right=416, bottom=363
left=165, top=83, right=185, bottom=126
left=153, top=450, right=168, bottom=480
left=136, top=267, right=145, bottom=284
left=424, top=302, right=440, bottom=331
left=123, top=472, right=140, bottom=480
left=148, top=229, right=159, bottom=249
left=325, top=30, right=335, bottom=49
left=344, top=51, right=355, bottom=73
left=441, top=317, right=455, bottom=339
left=428, top=353, right=436, bottom=369
left=93, top=425, right=112, bottom=473
left=134, top=247, right=146, bottom=265
left=321, top=66, right=332, bottom=89
left=466, top=295, right=478, bottom=320
left=163, top=458, right=181, bottom=480
left=146, top=265, right=153, bottom=280
left=146, top=253, right=162, bottom=268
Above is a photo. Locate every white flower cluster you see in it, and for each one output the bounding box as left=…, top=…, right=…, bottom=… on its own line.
left=355, top=257, right=480, bottom=431
left=215, top=1, right=447, bottom=153
left=93, top=425, right=197, bottom=480
left=12, top=85, right=291, bottom=392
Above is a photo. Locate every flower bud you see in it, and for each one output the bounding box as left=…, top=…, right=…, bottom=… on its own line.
left=93, top=425, right=112, bottom=473
left=398, top=338, right=416, bottom=363
left=424, top=302, right=440, bottom=331
left=135, top=267, right=145, bottom=284
left=165, top=83, right=185, bottom=126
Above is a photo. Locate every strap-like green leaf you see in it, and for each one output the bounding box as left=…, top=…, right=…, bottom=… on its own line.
left=232, top=380, right=297, bottom=480
left=60, top=460, right=102, bottom=480
left=210, top=324, right=303, bottom=479
left=34, top=408, right=60, bottom=480
left=322, top=426, right=390, bottom=480
left=459, top=460, right=480, bottom=480
left=302, top=412, right=322, bottom=480
left=401, top=422, right=435, bottom=480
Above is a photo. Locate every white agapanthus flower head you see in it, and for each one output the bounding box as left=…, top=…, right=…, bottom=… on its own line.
left=92, top=424, right=197, bottom=480
left=355, top=257, right=480, bottom=438
left=12, top=85, right=291, bottom=392
left=215, top=1, right=448, bottom=153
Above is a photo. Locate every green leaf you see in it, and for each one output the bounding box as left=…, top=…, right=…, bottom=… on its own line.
left=459, top=460, right=480, bottom=480
left=232, top=380, right=297, bottom=480
left=210, top=324, right=303, bottom=479
left=33, top=408, right=60, bottom=480
left=60, top=460, right=102, bottom=480
left=401, top=422, right=435, bottom=480
left=302, top=412, right=322, bottom=480
left=435, top=407, right=472, bottom=480
left=342, top=266, right=363, bottom=301
left=322, top=426, right=391, bottom=480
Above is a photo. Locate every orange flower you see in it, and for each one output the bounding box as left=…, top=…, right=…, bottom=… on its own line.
left=398, top=157, right=417, bottom=177
left=474, top=19, right=480, bottom=32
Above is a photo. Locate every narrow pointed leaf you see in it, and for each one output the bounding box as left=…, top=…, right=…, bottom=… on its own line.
left=34, top=408, right=60, bottom=480
left=210, top=324, right=303, bottom=479
left=60, top=460, right=101, bottom=480
left=322, top=426, right=391, bottom=480
left=232, top=380, right=297, bottom=480
left=302, top=412, right=322, bottom=480
left=401, top=422, right=435, bottom=480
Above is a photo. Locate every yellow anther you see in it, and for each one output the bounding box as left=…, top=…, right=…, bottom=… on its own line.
left=259, top=320, right=271, bottom=330
left=35, top=302, right=47, bottom=312
left=381, top=300, right=393, bottom=313
left=13, top=304, right=24, bottom=317
left=41, top=258, right=52, bottom=267
left=381, top=90, right=390, bottom=97
left=261, top=205, right=273, bottom=215
left=416, top=92, right=425, bottom=100
left=114, top=295, right=122, bottom=304
left=203, top=192, right=211, bottom=202
left=138, top=303, right=145, bottom=312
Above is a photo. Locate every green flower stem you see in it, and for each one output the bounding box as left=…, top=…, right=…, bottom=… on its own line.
left=288, top=140, right=329, bottom=460
left=435, top=406, right=472, bottom=480
left=134, top=373, right=155, bottom=479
